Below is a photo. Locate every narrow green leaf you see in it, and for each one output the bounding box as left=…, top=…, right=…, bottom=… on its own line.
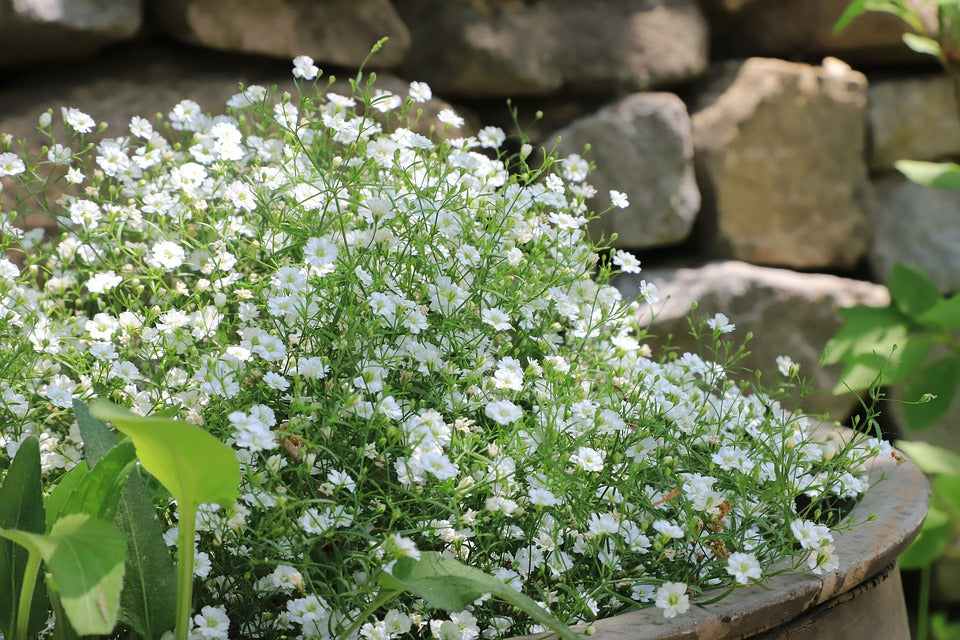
left=888, top=262, right=942, bottom=318
left=898, top=506, right=952, bottom=569
left=902, top=32, right=942, bottom=57
left=896, top=440, right=960, bottom=476
left=896, top=159, right=960, bottom=189
left=75, top=401, right=181, bottom=639
left=833, top=0, right=869, bottom=34
left=0, top=436, right=48, bottom=637
left=902, top=357, right=959, bottom=430
left=1, top=514, right=125, bottom=635
left=114, top=474, right=178, bottom=640
left=381, top=552, right=581, bottom=640
left=75, top=399, right=119, bottom=465
left=89, top=400, right=240, bottom=511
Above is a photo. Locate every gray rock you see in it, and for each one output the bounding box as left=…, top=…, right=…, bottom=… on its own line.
left=870, top=174, right=960, bottom=293
left=0, top=0, right=142, bottom=68
left=702, top=0, right=923, bottom=65
left=395, top=0, right=708, bottom=98
left=868, top=74, right=960, bottom=170
left=692, top=58, right=871, bottom=269
left=619, top=260, right=890, bottom=419
left=551, top=93, right=700, bottom=249
left=147, top=0, right=410, bottom=68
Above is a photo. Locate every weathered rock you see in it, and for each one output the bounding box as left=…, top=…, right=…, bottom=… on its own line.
left=868, top=74, right=960, bottom=170
left=870, top=174, right=960, bottom=293
left=692, top=57, right=871, bottom=269
left=702, top=0, right=922, bottom=65
left=551, top=93, right=700, bottom=249
left=146, top=0, right=410, bottom=68
left=0, top=0, right=142, bottom=68
left=395, top=0, right=709, bottom=98
left=618, top=260, right=890, bottom=419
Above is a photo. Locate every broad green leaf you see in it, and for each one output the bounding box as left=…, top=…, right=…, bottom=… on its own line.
left=381, top=552, right=581, bottom=640
left=883, top=335, right=936, bottom=384
left=89, top=400, right=240, bottom=511
left=933, top=474, right=960, bottom=518
left=830, top=335, right=934, bottom=392
left=76, top=401, right=180, bottom=640
left=897, top=440, right=960, bottom=476
left=45, top=465, right=89, bottom=532
left=896, top=159, right=960, bottom=189
left=1, top=514, right=125, bottom=635
left=898, top=506, right=952, bottom=569
left=917, top=293, right=960, bottom=329
left=0, top=436, right=48, bottom=637
left=901, top=357, right=959, bottom=430
left=888, top=262, right=942, bottom=318
left=61, top=441, right=137, bottom=523
left=902, top=32, right=942, bottom=57
left=822, top=304, right=909, bottom=366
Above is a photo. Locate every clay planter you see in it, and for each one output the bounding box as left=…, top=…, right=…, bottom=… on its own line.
left=520, top=435, right=928, bottom=640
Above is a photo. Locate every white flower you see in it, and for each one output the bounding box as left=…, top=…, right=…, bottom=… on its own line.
left=150, top=240, right=186, bottom=271
left=437, top=108, right=464, bottom=128
left=62, top=107, right=95, bottom=133
left=85, top=270, right=122, bottom=294
left=484, top=399, right=523, bottom=426
left=652, top=519, right=684, bottom=539
left=655, top=582, right=690, bottom=618
left=790, top=519, right=833, bottom=550
left=192, top=605, right=230, bottom=639
left=609, top=189, right=629, bottom=208
left=807, top=543, right=839, bottom=575
left=638, top=279, right=659, bottom=303
left=478, top=126, right=506, bottom=149
left=408, top=81, right=432, bottom=103
left=707, top=312, right=735, bottom=333
left=0, top=152, right=25, bottom=176
left=726, top=552, right=762, bottom=584
left=570, top=446, right=605, bottom=472
left=612, top=250, right=641, bottom=273
left=481, top=308, right=511, bottom=331
left=292, top=55, right=319, bottom=80
left=776, top=354, right=800, bottom=377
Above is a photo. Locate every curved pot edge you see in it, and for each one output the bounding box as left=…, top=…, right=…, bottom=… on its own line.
left=514, top=436, right=929, bottom=640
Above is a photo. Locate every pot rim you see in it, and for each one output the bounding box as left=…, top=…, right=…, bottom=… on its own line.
left=514, top=428, right=929, bottom=640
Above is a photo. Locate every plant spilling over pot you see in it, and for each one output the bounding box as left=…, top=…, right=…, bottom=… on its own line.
left=0, top=47, right=895, bottom=640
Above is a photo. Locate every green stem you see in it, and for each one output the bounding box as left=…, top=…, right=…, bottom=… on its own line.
left=15, top=551, right=42, bottom=640
left=337, top=589, right=403, bottom=640
left=917, top=564, right=931, bottom=640
left=174, top=504, right=198, bottom=640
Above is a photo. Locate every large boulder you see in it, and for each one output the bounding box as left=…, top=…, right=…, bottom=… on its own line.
left=868, top=74, right=960, bottom=170
left=870, top=174, right=960, bottom=293
left=619, top=260, right=890, bottom=420
left=551, top=93, right=700, bottom=249
left=702, top=0, right=922, bottom=65
left=0, top=0, right=142, bottom=68
left=395, top=0, right=709, bottom=98
left=691, top=57, right=871, bottom=269
left=146, top=0, right=410, bottom=68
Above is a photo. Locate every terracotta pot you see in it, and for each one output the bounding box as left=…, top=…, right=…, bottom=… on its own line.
left=519, top=433, right=929, bottom=640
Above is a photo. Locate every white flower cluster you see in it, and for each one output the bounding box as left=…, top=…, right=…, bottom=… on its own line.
left=0, top=58, right=889, bottom=637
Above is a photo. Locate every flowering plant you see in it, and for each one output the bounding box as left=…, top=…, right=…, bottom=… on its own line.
left=0, top=53, right=891, bottom=639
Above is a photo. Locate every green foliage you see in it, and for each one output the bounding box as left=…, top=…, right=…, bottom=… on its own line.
left=1, top=514, right=126, bottom=635
left=89, top=400, right=240, bottom=640
left=379, top=552, right=582, bottom=640
left=0, top=436, right=48, bottom=638
left=896, top=160, right=960, bottom=189
left=76, top=401, right=178, bottom=640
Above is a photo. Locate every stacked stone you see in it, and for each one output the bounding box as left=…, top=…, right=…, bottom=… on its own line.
left=3, top=0, right=959, bottom=434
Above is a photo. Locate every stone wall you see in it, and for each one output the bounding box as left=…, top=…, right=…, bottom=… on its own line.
left=2, top=0, right=956, bottom=434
